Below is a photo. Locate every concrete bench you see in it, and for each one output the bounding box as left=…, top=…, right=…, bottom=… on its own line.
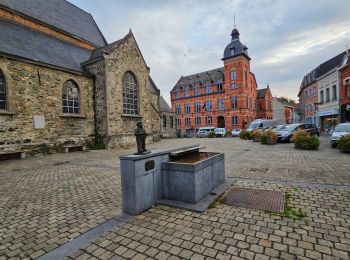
left=61, top=144, right=86, bottom=153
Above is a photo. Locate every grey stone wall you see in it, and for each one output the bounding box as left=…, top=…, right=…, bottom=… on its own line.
left=160, top=111, right=176, bottom=138
left=0, top=57, right=94, bottom=147
left=92, top=33, right=160, bottom=149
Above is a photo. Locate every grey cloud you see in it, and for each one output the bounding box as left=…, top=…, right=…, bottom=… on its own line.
left=71, top=0, right=350, bottom=104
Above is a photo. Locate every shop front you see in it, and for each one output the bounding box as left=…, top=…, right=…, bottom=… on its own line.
left=317, top=109, right=339, bottom=132
left=340, top=103, right=350, bottom=123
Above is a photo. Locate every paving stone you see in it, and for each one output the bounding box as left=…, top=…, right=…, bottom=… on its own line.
left=305, top=250, right=322, bottom=259
left=178, top=249, right=193, bottom=259
left=2, top=137, right=350, bottom=259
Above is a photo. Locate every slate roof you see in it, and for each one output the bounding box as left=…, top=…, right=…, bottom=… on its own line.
left=257, top=88, right=268, bottom=99
left=299, top=50, right=348, bottom=95
left=174, top=67, right=224, bottom=88
left=88, top=39, right=124, bottom=61
left=0, top=19, right=92, bottom=73
left=159, top=96, right=172, bottom=112
left=0, top=0, right=106, bottom=47
left=147, top=76, right=160, bottom=95
left=222, top=28, right=250, bottom=61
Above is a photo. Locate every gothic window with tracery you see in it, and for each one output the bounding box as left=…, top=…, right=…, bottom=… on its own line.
left=62, top=80, right=79, bottom=114
left=123, top=72, right=138, bottom=115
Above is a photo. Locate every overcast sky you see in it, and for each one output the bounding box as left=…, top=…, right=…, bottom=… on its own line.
left=71, top=0, right=350, bottom=105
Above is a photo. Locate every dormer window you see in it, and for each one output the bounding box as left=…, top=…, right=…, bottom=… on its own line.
left=230, top=48, right=235, bottom=56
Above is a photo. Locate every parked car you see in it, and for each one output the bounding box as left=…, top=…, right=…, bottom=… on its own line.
left=214, top=128, right=226, bottom=137
left=197, top=127, right=215, bottom=138
left=269, top=124, right=286, bottom=132
left=277, top=123, right=319, bottom=143
left=231, top=129, right=241, bottom=137
left=330, top=123, right=350, bottom=148
left=246, top=119, right=278, bottom=132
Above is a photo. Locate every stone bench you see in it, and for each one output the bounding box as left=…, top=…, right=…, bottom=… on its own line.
left=61, top=144, right=86, bottom=153
left=0, top=150, right=27, bottom=159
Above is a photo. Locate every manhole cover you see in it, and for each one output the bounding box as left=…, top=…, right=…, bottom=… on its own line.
left=224, top=187, right=284, bottom=213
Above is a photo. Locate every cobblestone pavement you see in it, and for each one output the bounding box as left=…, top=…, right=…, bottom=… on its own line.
left=0, top=135, right=349, bottom=259
left=70, top=181, right=350, bottom=260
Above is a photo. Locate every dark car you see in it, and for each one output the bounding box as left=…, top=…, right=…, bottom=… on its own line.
left=277, top=123, right=319, bottom=143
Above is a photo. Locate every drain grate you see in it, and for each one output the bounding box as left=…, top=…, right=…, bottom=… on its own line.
left=224, top=187, right=285, bottom=213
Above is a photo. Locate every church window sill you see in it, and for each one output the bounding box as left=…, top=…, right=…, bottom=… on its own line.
left=122, top=114, right=143, bottom=119
left=60, top=114, right=86, bottom=118
left=0, top=110, right=16, bottom=116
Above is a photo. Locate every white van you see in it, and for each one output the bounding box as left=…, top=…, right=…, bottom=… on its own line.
left=197, top=127, right=215, bottom=138
left=247, top=119, right=278, bottom=132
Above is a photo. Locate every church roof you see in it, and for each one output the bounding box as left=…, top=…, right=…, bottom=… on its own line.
left=174, top=67, right=224, bottom=88
left=0, top=19, right=91, bottom=73
left=0, top=0, right=107, bottom=47
left=159, top=96, right=172, bottom=112
left=88, top=39, right=124, bottom=61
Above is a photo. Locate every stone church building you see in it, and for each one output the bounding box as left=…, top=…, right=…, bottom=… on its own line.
left=0, top=0, right=160, bottom=150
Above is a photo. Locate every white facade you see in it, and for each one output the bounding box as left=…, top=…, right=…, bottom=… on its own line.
left=272, top=98, right=285, bottom=124
left=317, top=69, right=340, bottom=131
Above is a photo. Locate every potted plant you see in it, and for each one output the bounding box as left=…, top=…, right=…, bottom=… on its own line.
left=265, top=129, right=277, bottom=144
left=337, top=134, right=350, bottom=153
left=261, top=130, right=277, bottom=145
left=252, top=129, right=262, bottom=142
left=293, top=130, right=320, bottom=150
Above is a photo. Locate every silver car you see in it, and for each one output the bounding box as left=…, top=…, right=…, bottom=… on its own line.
left=330, top=123, right=350, bottom=148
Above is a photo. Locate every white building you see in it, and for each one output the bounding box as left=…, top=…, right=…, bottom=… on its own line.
left=317, top=69, right=340, bottom=131
left=272, top=97, right=296, bottom=124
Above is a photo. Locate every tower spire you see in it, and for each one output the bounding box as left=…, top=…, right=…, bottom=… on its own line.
left=234, top=12, right=236, bottom=28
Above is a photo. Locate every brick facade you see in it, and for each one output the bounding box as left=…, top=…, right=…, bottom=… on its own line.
left=339, top=54, right=350, bottom=122
left=170, top=27, right=273, bottom=136
left=257, top=87, right=273, bottom=119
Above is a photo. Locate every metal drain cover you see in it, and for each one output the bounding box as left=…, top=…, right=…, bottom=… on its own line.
left=224, top=187, right=285, bottom=213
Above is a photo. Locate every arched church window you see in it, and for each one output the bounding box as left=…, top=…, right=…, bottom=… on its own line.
left=122, top=72, right=138, bottom=115
left=0, top=70, right=6, bottom=109
left=62, top=80, right=79, bottom=114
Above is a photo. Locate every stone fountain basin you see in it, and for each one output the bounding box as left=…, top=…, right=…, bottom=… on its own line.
left=162, top=152, right=225, bottom=204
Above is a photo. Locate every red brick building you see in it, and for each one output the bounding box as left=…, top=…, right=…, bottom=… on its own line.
left=339, top=52, right=350, bottom=122
left=257, top=86, right=273, bottom=119
left=170, top=27, right=273, bottom=136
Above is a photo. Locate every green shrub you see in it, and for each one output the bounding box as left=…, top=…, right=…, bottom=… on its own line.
left=337, top=134, right=350, bottom=152
left=293, top=130, right=319, bottom=150
left=260, top=133, right=267, bottom=144
left=208, top=131, right=216, bottom=138
left=246, top=131, right=253, bottom=140
left=239, top=130, right=247, bottom=139
left=225, top=130, right=232, bottom=137
left=88, top=142, right=106, bottom=150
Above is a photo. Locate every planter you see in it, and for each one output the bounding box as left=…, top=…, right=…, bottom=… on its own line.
left=253, top=136, right=261, bottom=142
left=295, top=142, right=318, bottom=150
left=266, top=138, right=277, bottom=145
left=339, top=147, right=350, bottom=153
